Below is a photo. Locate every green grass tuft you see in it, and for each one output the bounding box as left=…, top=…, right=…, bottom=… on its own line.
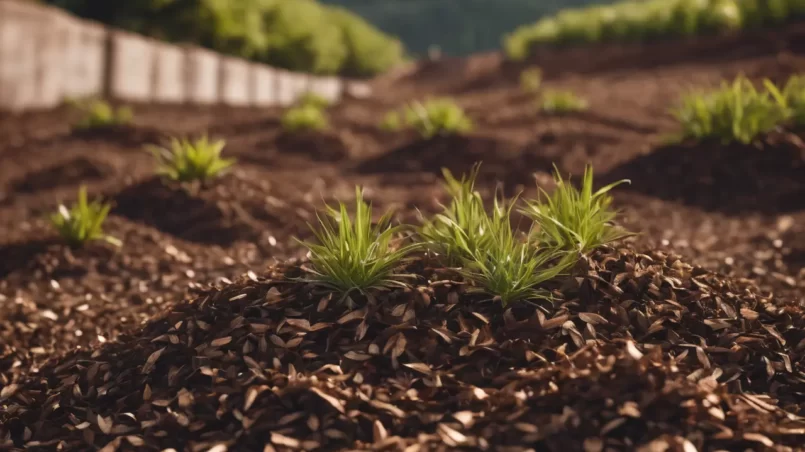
left=404, top=98, right=473, bottom=139
left=71, top=99, right=132, bottom=130
left=300, top=187, right=420, bottom=297
left=50, top=186, right=121, bottom=248
left=147, top=136, right=236, bottom=184
left=520, top=67, right=543, bottom=94
left=782, top=74, right=805, bottom=127
left=379, top=110, right=403, bottom=132
left=418, top=164, right=491, bottom=266
left=521, top=165, right=631, bottom=254
left=298, top=92, right=331, bottom=110
left=281, top=104, right=329, bottom=133
left=540, top=90, right=589, bottom=114
left=672, top=75, right=789, bottom=144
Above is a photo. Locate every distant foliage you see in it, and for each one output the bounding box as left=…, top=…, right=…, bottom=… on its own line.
left=404, top=99, right=473, bottom=139
left=505, top=0, right=805, bottom=60
left=70, top=99, right=132, bottom=130
left=298, top=92, right=332, bottom=110
left=673, top=75, right=790, bottom=144
left=281, top=104, right=330, bottom=133
left=540, top=90, right=589, bottom=114
left=45, top=0, right=404, bottom=76
left=379, top=111, right=403, bottom=132
left=520, top=67, right=543, bottom=94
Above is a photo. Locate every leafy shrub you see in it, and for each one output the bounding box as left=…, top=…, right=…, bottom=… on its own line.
left=673, top=75, right=789, bottom=144
left=281, top=105, right=329, bottom=133
left=300, top=187, right=419, bottom=296
left=147, top=136, right=235, bottom=183
left=71, top=99, right=132, bottom=130
left=298, top=92, right=331, bottom=110
left=379, top=111, right=403, bottom=132
left=327, top=5, right=406, bottom=77
left=540, top=90, right=589, bottom=114
left=521, top=165, right=631, bottom=254
left=50, top=186, right=121, bottom=248
left=404, top=99, right=473, bottom=139
left=419, top=164, right=491, bottom=266
left=520, top=67, right=543, bottom=94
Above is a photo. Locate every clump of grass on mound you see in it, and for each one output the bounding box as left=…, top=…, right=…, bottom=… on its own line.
left=298, top=92, right=331, bottom=110
left=300, top=187, right=420, bottom=298
left=673, top=75, right=789, bottom=144
left=70, top=99, right=132, bottom=130
left=147, top=136, right=235, bottom=184
left=49, top=186, right=121, bottom=248
left=521, top=165, right=632, bottom=254
left=418, top=164, right=490, bottom=266
left=404, top=98, right=473, bottom=139
left=539, top=90, right=589, bottom=114
left=379, top=110, right=403, bottom=132
left=520, top=67, right=543, bottom=94
left=281, top=104, right=329, bottom=133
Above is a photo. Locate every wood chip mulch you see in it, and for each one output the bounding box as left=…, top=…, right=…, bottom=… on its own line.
left=3, top=247, right=805, bottom=451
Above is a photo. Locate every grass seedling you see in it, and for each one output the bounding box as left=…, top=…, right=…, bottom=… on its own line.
left=298, top=92, right=331, bottom=110
left=540, top=90, right=589, bottom=114
left=300, top=187, right=420, bottom=297
left=50, top=186, right=121, bottom=248
left=520, top=67, right=544, bottom=94
left=781, top=75, right=805, bottom=126
left=672, top=75, right=790, bottom=144
left=418, top=164, right=491, bottom=266
left=147, top=136, right=235, bottom=184
left=281, top=104, right=329, bottom=133
left=380, top=110, right=403, bottom=132
left=404, top=98, right=473, bottom=139
left=71, top=99, right=132, bottom=130
left=521, top=165, right=631, bottom=254
left=460, top=197, right=573, bottom=306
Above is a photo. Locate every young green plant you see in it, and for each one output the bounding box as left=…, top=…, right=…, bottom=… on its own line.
left=673, top=75, right=790, bottom=144
left=419, top=164, right=491, bottom=266
left=521, top=165, right=631, bottom=254
left=520, top=67, right=543, bottom=93
left=147, top=136, right=235, bottom=184
left=300, top=187, right=420, bottom=297
left=379, top=110, right=403, bottom=132
left=460, top=196, right=574, bottom=306
left=781, top=74, right=805, bottom=126
left=281, top=104, right=329, bottom=133
left=404, top=98, right=473, bottom=139
left=540, top=90, right=589, bottom=114
left=50, top=186, right=121, bottom=248
left=72, top=99, right=133, bottom=130
left=298, top=92, right=331, bottom=110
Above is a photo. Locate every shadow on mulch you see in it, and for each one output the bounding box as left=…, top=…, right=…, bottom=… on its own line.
left=273, top=131, right=350, bottom=162
left=601, top=135, right=805, bottom=215
left=112, top=177, right=259, bottom=246
left=0, top=239, right=61, bottom=279
left=354, top=134, right=552, bottom=190
left=10, top=157, right=112, bottom=194
left=69, top=125, right=165, bottom=148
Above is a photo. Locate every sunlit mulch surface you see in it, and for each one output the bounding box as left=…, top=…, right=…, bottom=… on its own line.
left=2, top=248, right=805, bottom=450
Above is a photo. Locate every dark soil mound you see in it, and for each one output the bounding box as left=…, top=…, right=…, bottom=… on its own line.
left=274, top=130, right=350, bottom=162
left=10, top=157, right=111, bottom=194
left=3, top=249, right=805, bottom=450
left=602, top=134, right=805, bottom=215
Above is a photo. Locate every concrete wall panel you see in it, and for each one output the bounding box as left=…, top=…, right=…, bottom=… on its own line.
left=152, top=42, right=186, bottom=103
left=107, top=30, right=154, bottom=102
left=276, top=70, right=309, bottom=106
left=307, top=76, right=342, bottom=103
left=251, top=64, right=277, bottom=107
left=219, top=56, right=250, bottom=106
left=61, top=18, right=106, bottom=100
left=184, top=46, right=219, bottom=104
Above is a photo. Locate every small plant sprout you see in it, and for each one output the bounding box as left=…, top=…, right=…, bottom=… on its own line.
left=419, top=164, right=491, bottom=266
left=300, top=187, right=420, bottom=297
left=673, top=75, right=790, bottom=144
left=521, top=165, right=631, bottom=255
left=520, top=67, right=544, bottom=93
left=50, top=186, right=121, bottom=248
left=281, top=104, right=329, bottom=133
left=539, top=90, right=589, bottom=114
left=147, top=136, right=235, bottom=184
left=298, top=92, right=331, bottom=110
left=781, top=74, right=805, bottom=126
left=461, top=196, right=574, bottom=306
left=404, top=98, right=473, bottom=139
left=379, top=110, right=403, bottom=132
left=71, top=99, right=133, bottom=130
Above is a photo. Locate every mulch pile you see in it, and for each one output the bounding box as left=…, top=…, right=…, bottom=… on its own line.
left=3, top=247, right=805, bottom=451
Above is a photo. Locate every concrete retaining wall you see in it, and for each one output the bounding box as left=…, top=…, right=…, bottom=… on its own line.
left=0, top=0, right=370, bottom=111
